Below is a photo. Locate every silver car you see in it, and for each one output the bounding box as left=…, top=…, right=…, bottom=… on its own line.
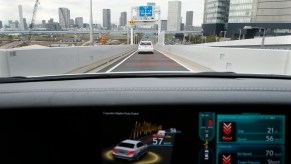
left=112, top=139, right=148, bottom=161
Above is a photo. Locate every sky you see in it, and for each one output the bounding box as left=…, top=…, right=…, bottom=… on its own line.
left=0, top=0, right=204, bottom=26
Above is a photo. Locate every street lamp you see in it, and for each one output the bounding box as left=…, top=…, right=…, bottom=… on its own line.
left=220, top=30, right=226, bottom=39
left=243, top=26, right=266, bottom=48
left=89, top=0, right=94, bottom=46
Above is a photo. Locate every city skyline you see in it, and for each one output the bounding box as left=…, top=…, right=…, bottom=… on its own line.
left=0, top=0, right=203, bottom=26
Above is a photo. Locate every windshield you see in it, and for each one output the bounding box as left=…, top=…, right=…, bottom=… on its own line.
left=0, top=0, right=290, bottom=78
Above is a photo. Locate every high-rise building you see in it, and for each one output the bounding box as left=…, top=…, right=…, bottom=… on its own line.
left=58, top=8, right=70, bottom=28
left=111, top=23, right=118, bottom=30
left=48, top=18, right=54, bottom=24
left=15, top=20, right=19, bottom=29
left=202, top=0, right=230, bottom=35
left=70, top=19, right=74, bottom=28
left=119, top=12, right=127, bottom=26
left=227, top=0, right=291, bottom=36
left=0, top=21, right=2, bottom=29
left=10, top=23, right=16, bottom=29
left=203, top=0, right=291, bottom=36
left=75, top=17, right=83, bottom=28
left=42, top=20, right=46, bottom=28
left=147, top=2, right=156, bottom=6
left=8, top=20, right=18, bottom=29
left=180, top=23, right=185, bottom=31
left=8, top=20, right=12, bottom=24
left=186, top=11, right=193, bottom=31
left=23, top=18, right=28, bottom=30
left=103, top=9, right=111, bottom=30
left=161, top=20, right=167, bottom=31
left=18, top=5, right=25, bottom=31
left=167, top=1, right=182, bottom=31
left=47, top=18, right=55, bottom=30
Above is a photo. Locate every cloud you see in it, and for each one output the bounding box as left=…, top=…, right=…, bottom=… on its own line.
left=0, top=0, right=204, bottom=26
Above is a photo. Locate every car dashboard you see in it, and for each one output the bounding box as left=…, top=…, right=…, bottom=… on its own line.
left=0, top=75, right=290, bottom=164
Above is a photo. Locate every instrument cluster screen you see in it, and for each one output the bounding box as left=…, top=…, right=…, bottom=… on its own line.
left=101, top=109, right=287, bottom=164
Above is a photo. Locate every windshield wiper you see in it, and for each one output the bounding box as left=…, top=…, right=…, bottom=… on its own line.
left=0, top=72, right=291, bottom=84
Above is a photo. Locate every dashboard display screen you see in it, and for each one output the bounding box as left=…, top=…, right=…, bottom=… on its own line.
left=100, top=108, right=286, bottom=164
left=0, top=106, right=289, bottom=164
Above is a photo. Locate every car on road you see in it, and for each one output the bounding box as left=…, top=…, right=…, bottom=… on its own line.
left=112, top=139, right=148, bottom=161
left=138, top=41, right=154, bottom=54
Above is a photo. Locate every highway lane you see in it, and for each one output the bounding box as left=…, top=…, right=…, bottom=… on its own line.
left=99, top=50, right=190, bottom=73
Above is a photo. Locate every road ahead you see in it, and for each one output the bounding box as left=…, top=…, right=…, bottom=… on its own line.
left=99, top=50, right=190, bottom=73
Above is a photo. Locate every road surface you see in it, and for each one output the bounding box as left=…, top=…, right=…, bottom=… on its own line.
left=99, top=50, right=190, bottom=73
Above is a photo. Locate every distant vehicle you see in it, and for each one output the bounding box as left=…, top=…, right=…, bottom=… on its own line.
left=112, top=139, right=148, bottom=161
left=138, top=41, right=154, bottom=54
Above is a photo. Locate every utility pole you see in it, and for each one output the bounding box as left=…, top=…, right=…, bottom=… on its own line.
left=89, top=0, right=94, bottom=46
left=244, top=26, right=266, bottom=48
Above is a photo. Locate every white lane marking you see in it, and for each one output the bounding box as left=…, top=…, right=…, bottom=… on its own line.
left=106, top=50, right=138, bottom=73
left=155, top=49, right=192, bottom=72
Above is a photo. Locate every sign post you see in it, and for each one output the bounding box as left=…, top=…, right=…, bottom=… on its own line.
left=130, top=27, right=134, bottom=45
left=129, top=20, right=135, bottom=45
left=130, top=6, right=161, bottom=44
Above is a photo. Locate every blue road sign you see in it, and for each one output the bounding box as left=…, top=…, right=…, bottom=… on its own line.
left=139, top=6, right=153, bottom=17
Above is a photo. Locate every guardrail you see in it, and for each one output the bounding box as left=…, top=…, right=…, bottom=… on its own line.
left=156, top=45, right=291, bottom=75
left=0, top=45, right=137, bottom=77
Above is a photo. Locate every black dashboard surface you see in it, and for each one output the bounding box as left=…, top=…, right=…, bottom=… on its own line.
left=1, top=77, right=291, bottom=107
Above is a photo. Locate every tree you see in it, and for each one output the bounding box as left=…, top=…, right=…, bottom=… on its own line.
left=174, top=33, right=184, bottom=41
left=185, top=35, right=190, bottom=42
left=206, top=34, right=216, bottom=43
left=193, top=35, right=203, bottom=44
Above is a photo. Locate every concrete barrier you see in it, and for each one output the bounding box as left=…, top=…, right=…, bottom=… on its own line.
left=0, top=45, right=136, bottom=77
left=156, top=45, right=291, bottom=75
left=0, top=51, right=10, bottom=77
left=197, top=35, right=291, bottom=49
